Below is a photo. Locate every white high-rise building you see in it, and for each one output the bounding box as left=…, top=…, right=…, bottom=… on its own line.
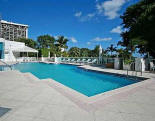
left=0, top=20, right=28, bottom=41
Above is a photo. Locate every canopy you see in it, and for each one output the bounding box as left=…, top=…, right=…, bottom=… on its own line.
left=13, top=46, right=38, bottom=53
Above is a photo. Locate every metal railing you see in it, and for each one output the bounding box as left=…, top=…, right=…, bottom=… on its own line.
left=126, top=61, right=143, bottom=79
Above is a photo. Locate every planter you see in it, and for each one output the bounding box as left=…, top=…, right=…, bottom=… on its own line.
left=123, top=63, right=131, bottom=70
left=106, top=63, right=114, bottom=68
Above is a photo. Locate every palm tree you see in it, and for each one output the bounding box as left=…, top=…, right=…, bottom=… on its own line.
left=55, top=36, right=68, bottom=52
left=107, top=44, right=117, bottom=56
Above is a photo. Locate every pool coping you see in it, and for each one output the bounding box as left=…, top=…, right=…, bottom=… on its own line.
left=21, top=63, right=153, bottom=111
left=41, top=75, right=153, bottom=111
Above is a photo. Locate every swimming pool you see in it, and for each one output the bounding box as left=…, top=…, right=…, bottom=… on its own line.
left=12, top=62, right=139, bottom=97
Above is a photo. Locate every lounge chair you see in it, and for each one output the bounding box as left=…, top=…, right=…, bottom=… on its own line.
left=88, top=59, right=97, bottom=64
left=61, top=58, right=66, bottom=62
left=76, top=59, right=81, bottom=63
left=79, top=58, right=86, bottom=64
left=70, top=58, right=76, bottom=63
left=85, top=59, right=92, bottom=64
left=66, top=58, right=71, bottom=63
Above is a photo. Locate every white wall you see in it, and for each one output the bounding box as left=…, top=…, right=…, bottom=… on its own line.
left=135, top=58, right=145, bottom=72
left=0, top=38, right=25, bottom=62
left=114, top=58, right=121, bottom=70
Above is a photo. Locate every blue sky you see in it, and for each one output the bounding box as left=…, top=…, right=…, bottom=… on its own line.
left=0, top=0, right=139, bottom=50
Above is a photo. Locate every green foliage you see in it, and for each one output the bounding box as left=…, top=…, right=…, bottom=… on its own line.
left=39, top=48, right=49, bottom=57
left=107, top=44, right=117, bottom=56
left=68, top=47, right=81, bottom=57
left=55, top=36, right=68, bottom=51
left=124, top=59, right=132, bottom=65
left=80, top=48, right=90, bottom=57
left=91, top=45, right=100, bottom=57
left=37, top=35, right=55, bottom=48
left=124, top=59, right=133, bottom=65
left=15, top=38, right=37, bottom=49
left=49, top=44, right=57, bottom=57
left=61, top=51, right=69, bottom=57
left=117, top=48, right=131, bottom=59
left=120, top=0, right=155, bottom=57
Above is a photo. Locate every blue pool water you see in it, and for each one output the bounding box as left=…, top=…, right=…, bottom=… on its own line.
left=12, top=62, right=139, bottom=97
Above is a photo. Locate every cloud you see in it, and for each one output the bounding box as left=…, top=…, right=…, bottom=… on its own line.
left=93, top=37, right=112, bottom=41
left=87, top=42, right=91, bottom=45
left=74, top=12, right=82, bottom=17
left=75, top=12, right=96, bottom=22
left=74, top=0, right=127, bottom=21
left=70, top=37, right=78, bottom=43
left=96, top=0, right=127, bottom=19
left=87, top=13, right=95, bottom=18
left=111, top=26, right=122, bottom=34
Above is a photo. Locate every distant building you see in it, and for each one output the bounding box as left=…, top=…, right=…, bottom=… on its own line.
left=0, top=20, right=28, bottom=41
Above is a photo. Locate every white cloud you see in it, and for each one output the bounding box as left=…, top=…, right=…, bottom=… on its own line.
left=96, top=0, right=127, bottom=19
left=75, top=0, right=127, bottom=21
left=87, top=42, right=91, bottom=45
left=75, top=12, right=96, bottom=22
left=74, top=12, right=82, bottom=17
left=87, top=13, right=95, bottom=18
left=111, top=26, right=122, bottom=34
left=93, top=37, right=112, bottom=41
left=70, top=37, right=78, bottom=43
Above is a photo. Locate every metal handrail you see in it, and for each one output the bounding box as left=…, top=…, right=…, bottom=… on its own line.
left=127, top=60, right=143, bottom=78
left=126, top=61, right=135, bottom=77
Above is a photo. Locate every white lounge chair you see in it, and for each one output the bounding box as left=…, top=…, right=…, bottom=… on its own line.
left=66, top=58, right=71, bottom=63
left=88, top=59, right=97, bottom=64
left=79, top=59, right=86, bottom=64
left=61, top=58, right=66, bottom=62
left=70, top=58, right=76, bottom=63
left=76, top=59, right=81, bottom=63
left=85, top=59, right=91, bottom=64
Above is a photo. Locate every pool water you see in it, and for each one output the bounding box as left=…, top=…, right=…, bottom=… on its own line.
left=12, top=63, right=139, bottom=97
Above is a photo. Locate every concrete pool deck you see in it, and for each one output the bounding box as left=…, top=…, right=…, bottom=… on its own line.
left=0, top=66, right=155, bottom=121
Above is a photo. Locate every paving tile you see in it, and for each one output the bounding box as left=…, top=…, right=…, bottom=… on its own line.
left=120, top=113, right=155, bottom=121
left=95, top=110, right=124, bottom=121
left=12, top=102, right=44, bottom=117
left=2, top=115, right=34, bottom=121
left=63, top=105, right=95, bottom=121
left=118, top=101, right=145, bottom=115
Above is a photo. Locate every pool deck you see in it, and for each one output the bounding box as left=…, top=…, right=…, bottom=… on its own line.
left=0, top=65, right=155, bottom=121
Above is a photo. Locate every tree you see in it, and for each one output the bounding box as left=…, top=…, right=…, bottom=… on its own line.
left=37, top=35, right=55, bottom=48
left=55, top=36, right=68, bottom=52
left=120, top=0, right=155, bottom=57
left=116, top=48, right=131, bottom=59
left=80, top=48, right=90, bottom=57
left=68, top=47, right=80, bottom=57
left=90, top=45, right=100, bottom=57
left=15, top=38, right=37, bottom=49
left=107, top=44, right=117, bottom=56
